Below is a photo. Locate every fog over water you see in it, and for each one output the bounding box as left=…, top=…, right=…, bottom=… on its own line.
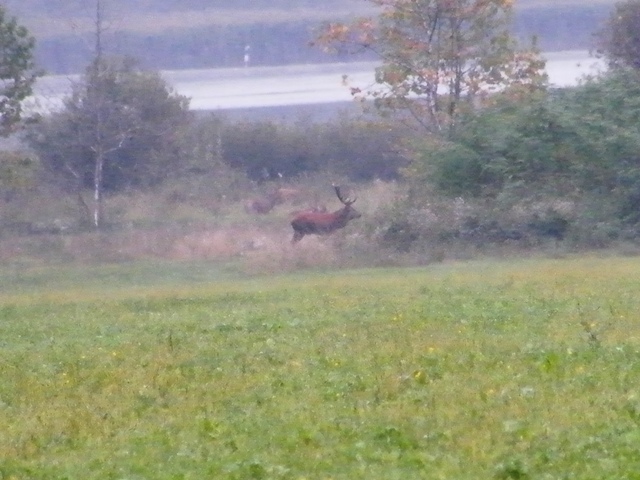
left=29, top=50, right=605, bottom=116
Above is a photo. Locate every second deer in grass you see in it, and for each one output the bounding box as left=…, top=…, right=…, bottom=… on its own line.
left=244, top=187, right=301, bottom=215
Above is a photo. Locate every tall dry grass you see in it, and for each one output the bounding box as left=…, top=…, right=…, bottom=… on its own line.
left=0, top=178, right=404, bottom=272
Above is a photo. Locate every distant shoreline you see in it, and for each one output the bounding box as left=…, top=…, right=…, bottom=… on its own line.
left=28, top=50, right=604, bottom=120
left=17, top=1, right=611, bottom=75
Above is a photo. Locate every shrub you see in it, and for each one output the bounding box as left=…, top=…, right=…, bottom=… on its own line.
left=206, top=115, right=406, bottom=182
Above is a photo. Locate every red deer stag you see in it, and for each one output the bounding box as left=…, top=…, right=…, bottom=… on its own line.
left=290, top=185, right=361, bottom=243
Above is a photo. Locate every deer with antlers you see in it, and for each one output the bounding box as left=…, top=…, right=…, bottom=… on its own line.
left=290, top=185, right=361, bottom=244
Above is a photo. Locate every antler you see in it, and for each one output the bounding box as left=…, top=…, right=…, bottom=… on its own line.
left=333, top=184, right=356, bottom=205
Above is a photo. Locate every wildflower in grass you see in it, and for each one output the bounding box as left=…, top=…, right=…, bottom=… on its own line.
left=413, top=370, right=427, bottom=384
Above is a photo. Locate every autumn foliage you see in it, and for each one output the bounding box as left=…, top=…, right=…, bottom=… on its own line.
left=316, top=0, right=546, bottom=135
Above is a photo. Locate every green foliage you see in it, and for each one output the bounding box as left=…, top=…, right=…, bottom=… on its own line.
left=0, top=150, right=38, bottom=197
left=0, top=6, right=40, bottom=134
left=596, top=0, right=640, bottom=69
left=321, top=118, right=408, bottom=180
left=221, top=119, right=313, bottom=180
left=214, top=116, right=405, bottom=181
left=558, top=70, right=640, bottom=221
left=170, top=115, right=254, bottom=203
left=407, top=91, right=574, bottom=200
left=457, top=94, right=579, bottom=195
left=1, top=256, right=640, bottom=477
left=404, top=68, right=640, bottom=241
left=28, top=57, right=191, bottom=192
left=410, top=139, right=486, bottom=197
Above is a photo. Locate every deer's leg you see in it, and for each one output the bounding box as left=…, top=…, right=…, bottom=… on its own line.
left=292, top=231, right=304, bottom=244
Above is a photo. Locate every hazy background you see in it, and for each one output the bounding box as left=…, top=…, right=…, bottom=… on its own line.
left=29, top=51, right=605, bottom=120
left=3, top=0, right=616, bottom=75
left=20, top=0, right=610, bottom=118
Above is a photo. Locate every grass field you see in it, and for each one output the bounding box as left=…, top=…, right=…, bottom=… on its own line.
left=1, top=255, right=640, bottom=478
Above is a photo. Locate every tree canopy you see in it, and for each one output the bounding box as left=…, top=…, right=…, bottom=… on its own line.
left=28, top=56, right=191, bottom=227
left=597, top=0, right=640, bottom=70
left=316, top=0, right=547, bottom=135
left=0, top=5, right=40, bottom=135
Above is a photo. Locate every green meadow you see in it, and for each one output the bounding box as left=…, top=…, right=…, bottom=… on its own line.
left=1, top=256, right=640, bottom=479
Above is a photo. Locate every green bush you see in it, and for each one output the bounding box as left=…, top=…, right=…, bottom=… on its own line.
left=401, top=68, right=640, bottom=250
left=211, top=116, right=406, bottom=181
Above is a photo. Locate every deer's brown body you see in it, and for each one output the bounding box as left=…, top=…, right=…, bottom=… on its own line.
left=291, top=185, right=361, bottom=243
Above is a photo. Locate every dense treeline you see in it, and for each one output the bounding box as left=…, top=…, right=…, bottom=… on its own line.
left=30, top=109, right=406, bottom=190
left=200, top=116, right=406, bottom=182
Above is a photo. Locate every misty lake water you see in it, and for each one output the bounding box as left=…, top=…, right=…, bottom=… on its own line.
left=30, top=50, right=604, bottom=116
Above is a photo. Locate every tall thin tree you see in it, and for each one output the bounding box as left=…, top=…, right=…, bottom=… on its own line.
left=84, top=0, right=136, bottom=228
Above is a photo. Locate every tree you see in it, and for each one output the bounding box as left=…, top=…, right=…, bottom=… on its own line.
left=28, top=57, right=191, bottom=228
left=561, top=69, right=640, bottom=224
left=596, top=0, right=640, bottom=70
left=27, top=0, right=190, bottom=229
left=316, top=0, right=547, bottom=136
left=0, top=5, right=40, bottom=135
left=409, top=90, right=578, bottom=199
left=408, top=67, right=640, bottom=229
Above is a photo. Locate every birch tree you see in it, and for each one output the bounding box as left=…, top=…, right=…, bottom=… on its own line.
left=27, top=1, right=190, bottom=229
